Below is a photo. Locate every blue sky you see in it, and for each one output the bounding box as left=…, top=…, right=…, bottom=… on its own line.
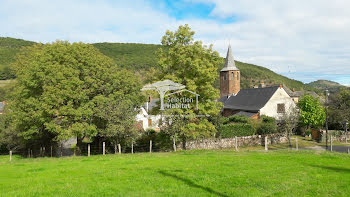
left=0, top=0, right=349, bottom=86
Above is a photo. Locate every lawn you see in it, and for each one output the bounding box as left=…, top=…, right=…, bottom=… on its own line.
left=0, top=150, right=350, bottom=197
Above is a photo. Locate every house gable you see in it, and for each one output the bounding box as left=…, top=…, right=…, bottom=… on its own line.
left=260, top=86, right=296, bottom=119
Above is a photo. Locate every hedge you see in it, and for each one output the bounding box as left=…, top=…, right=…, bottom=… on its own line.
left=257, top=123, right=277, bottom=135
left=219, top=123, right=255, bottom=138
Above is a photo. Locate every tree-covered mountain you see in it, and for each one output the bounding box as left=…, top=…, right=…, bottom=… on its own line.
left=308, top=80, right=349, bottom=93
left=0, top=37, right=36, bottom=79
left=0, top=37, right=317, bottom=92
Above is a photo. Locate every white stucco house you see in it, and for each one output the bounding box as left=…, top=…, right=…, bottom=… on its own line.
left=135, top=106, right=162, bottom=131
left=220, top=85, right=296, bottom=119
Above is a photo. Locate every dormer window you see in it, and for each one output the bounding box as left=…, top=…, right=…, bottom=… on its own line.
left=231, top=72, right=234, bottom=80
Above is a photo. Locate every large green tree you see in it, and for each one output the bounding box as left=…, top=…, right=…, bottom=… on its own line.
left=6, top=41, right=142, bottom=146
left=328, top=88, right=350, bottom=129
left=156, top=25, right=223, bottom=140
left=297, top=94, right=326, bottom=129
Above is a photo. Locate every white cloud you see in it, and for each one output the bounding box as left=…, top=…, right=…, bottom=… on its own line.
left=189, top=0, right=350, bottom=78
left=0, top=0, right=349, bottom=84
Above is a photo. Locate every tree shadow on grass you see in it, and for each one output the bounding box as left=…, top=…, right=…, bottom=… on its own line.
left=308, top=164, right=350, bottom=173
left=158, top=170, right=229, bottom=197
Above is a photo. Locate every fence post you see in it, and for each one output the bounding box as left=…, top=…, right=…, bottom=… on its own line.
left=60, top=144, right=63, bottom=157
left=114, top=144, right=117, bottom=154
left=296, top=137, right=298, bottom=150
left=31, top=150, right=33, bottom=158
left=346, top=134, right=348, bottom=144
left=43, top=147, right=45, bottom=157
left=118, top=144, right=121, bottom=154
left=88, top=144, right=90, bottom=157
left=28, top=149, right=30, bottom=158
left=173, top=137, right=176, bottom=152
left=9, top=150, right=12, bottom=162
left=131, top=142, right=134, bottom=154
left=235, top=136, right=238, bottom=151
left=348, top=148, right=349, bottom=154
left=103, top=142, right=105, bottom=155
left=50, top=146, right=53, bottom=158
left=330, top=135, right=333, bottom=152
left=265, top=136, right=268, bottom=151
left=150, top=140, right=152, bottom=153
left=40, top=147, right=42, bottom=157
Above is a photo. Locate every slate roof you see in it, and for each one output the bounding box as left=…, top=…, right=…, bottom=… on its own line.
left=233, top=111, right=258, bottom=117
left=220, top=86, right=280, bottom=111
left=221, top=45, right=239, bottom=72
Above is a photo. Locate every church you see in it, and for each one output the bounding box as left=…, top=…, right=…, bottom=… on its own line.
left=219, top=45, right=296, bottom=119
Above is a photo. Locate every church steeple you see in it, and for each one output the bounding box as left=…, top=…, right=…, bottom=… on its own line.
left=220, top=45, right=240, bottom=97
left=221, top=45, right=239, bottom=72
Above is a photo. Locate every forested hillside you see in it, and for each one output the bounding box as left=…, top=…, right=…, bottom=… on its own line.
left=308, top=80, right=349, bottom=93
left=0, top=37, right=35, bottom=79
left=0, top=37, right=316, bottom=92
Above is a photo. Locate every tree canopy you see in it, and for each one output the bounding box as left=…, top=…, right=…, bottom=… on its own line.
left=297, top=94, right=325, bottom=129
left=328, top=88, right=350, bottom=129
left=156, top=24, right=223, bottom=139
left=5, top=41, right=142, bottom=147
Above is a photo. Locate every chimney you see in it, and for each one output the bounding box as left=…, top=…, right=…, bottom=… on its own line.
left=292, top=88, right=295, bottom=92
left=280, top=84, right=283, bottom=88
left=148, top=96, right=152, bottom=102
left=258, top=81, right=266, bottom=88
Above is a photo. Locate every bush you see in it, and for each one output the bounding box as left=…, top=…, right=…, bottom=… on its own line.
left=305, top=129, right=311, bottom=136
left=261, top=115, right=276, bottom=124
left=219, top=123, right=255, bottom=138
left=257, top=123, right=277, bottom=135
left=135, top=130, right=172, bottom=152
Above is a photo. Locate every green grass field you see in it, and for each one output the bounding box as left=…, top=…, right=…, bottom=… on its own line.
left=1, top=150, right=350, bottom=197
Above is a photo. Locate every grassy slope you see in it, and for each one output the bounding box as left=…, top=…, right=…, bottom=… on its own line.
left=0, top=150, right=349, bottom=196
left=0, top=37, right=316, bottom=91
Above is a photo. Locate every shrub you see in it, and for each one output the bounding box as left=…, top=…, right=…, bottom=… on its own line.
left=219, top=123, right=255, bottom=138
left=257, top=123, right=277, bottom=135
left=305, top=129, right=311, bottom=136
left=261, top=115, right=276, bottom=124
left=135, top=130, right=172, bottom=152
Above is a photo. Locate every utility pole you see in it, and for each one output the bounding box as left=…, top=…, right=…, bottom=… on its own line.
left=325, top=89, right=329, bottom=151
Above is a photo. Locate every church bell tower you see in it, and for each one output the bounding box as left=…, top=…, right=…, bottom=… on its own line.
left=220, top=45, right=240, bottom=97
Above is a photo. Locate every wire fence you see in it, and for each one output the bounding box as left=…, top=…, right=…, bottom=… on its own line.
left=3, top=134, right=350, bottom=162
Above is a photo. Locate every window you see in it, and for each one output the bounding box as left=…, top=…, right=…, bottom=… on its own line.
left=231, top=72, right=234, bottom=80
left=237, top=72, right=239, bottom=80
left=223, top=73, right=227, bottom=80
left=277, top=103, right=285, bottom=113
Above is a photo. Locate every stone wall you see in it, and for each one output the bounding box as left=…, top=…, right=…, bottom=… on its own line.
left=177, top=134, right=288, bottom=150
left=328, top=134, right=350, bottom=143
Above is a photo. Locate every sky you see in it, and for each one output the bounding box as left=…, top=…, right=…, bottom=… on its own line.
left=1, top=0, right=349, bottom=85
